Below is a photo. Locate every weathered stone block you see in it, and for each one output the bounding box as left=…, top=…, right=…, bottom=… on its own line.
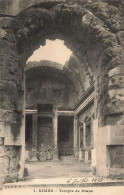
left=38, top=151, right=46, bottom=161
left=120, top=41, right=124, bottom=49
left=0, top=39, right=16, bottom=55
left=108, top=88, right=124, bottom=99
left=109, top=125, right=124, bottom=145
left=108, top=101, right=124, bottom=113
left=106, top=114, right=124, bottom=125
left=0, top=17, right=14, bottom=28
left=4, top=175, right=17, bottom=183
left=117, top=31, right=124, bottom=43
left=108, top=65, right=124, bottom=77
left=0, top=147, right=19, bottom=182
left=108, top=88, right=124, bottom=113
left=0, top=156, right=9, bottom=179
left=5, top=146, right=17, bottom=158
left=108, top=56, right=124, bottom=69
left=109, top=75, right=124, bottom=88
left=0, top=123, right=5, bottom=137
left=0, top=146, right=6, bottom=157
left=103, top=46, right=123, bottom=66
left=82, top=11, right=104, bottom=29
left=9, top=157, right=18, bottom=175
left=0, top=28, right=6, bottom=38
left=4, top=32, right=16, bottom=43
left=0, top=138, right=4, bottom=145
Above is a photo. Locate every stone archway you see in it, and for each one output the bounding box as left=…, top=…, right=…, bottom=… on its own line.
left=0, top=0, right=124, bottom=184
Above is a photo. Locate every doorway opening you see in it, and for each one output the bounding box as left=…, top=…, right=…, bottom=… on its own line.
left=58, top=116, right=74, bottom=157
left=25, top=115, right=33, bottom=149
left=37, top=116, right=54, bottom=161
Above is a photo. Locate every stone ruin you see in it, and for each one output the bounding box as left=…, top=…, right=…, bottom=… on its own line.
left=0, top=0, right=124, bottom=185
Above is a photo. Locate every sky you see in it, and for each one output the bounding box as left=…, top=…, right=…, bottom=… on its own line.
left=27, top=39, right=72, bottom=65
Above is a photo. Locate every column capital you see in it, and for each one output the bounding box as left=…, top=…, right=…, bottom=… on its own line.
left=74, top=115, right=78, bottom=120
left=54, top=112, right=58, bottom=119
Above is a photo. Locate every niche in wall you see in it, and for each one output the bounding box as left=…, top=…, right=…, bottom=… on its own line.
left=107, top=145, right=124, bottom=168
left=25, top=115, right=32, bottom=146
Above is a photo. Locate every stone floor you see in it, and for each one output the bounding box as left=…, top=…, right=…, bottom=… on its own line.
left=24, top=161, right=92, bottom=179
left=2, top=161, right=124, bottom=192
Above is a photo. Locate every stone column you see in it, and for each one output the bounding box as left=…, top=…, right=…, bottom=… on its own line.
left=78, top=126, right=81, bottom=148
left=53, top=113, right=58, bottom=160
left=32, top=115, right=37, bottom=149
left=78, top=125, right=81, bottom=161
left=73, top=116, right=79, bottom=159
left=83, top=122, right=86, bottom=147
left=91, top=119, right=98, bottom=175
left=18, top=73, right=25, bottom=180
left=30, top=114, right=38, bottom=162
left=74, top=116, right=78, bottom=148
left=83, top=122, right=89, bottom=162
left=53, top=114, right=58, bottom=149
left=78, top=124, right=85, bottom=161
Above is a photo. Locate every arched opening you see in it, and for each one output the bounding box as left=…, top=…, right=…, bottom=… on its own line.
left=27, top=39, right=72, bottom=65
left=0, top=1, right=124, bottom=184
left=24, top=40, right=91, bottom=178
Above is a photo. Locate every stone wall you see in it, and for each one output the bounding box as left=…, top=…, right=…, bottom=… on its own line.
left=8, top=0, right=123, bottom=127
left=25, top=62, right=77, bottom=109
left=0, top=0, right=64, bottom=16
left=0, top=0, right=124, bottom=184
left=64, top=54, right=93, bottom=99
left=0, top=145, right=19, bottom=184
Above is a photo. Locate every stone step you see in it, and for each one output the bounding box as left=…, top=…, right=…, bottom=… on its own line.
left=59, top=155, right=76, bottom=163
left=60, top=158, right=75, bottom=161
left=3, top=179, right=124, bottom=189
left=59, top=155, right=75, bottom=158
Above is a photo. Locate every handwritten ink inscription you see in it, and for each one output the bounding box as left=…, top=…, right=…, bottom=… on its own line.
left=67, top=178, right=103, bottom=184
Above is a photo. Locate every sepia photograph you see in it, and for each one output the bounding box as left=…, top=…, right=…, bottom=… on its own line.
left=0, top=0, right=124, bottom=194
